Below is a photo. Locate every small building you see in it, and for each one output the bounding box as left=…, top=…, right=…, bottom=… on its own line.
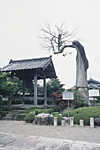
left=88, top=78, right=100, bottom=101
left=1, top=56, right=56, bottom=106
left=88, top=78, right=100, bottom=89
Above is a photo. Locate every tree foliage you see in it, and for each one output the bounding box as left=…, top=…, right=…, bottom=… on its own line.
left=47, top=78, right=65, bottom=97
left=0, top=72, right=22, bottom=96
left=71, top=88, right=88, bottom=108
left=0, top=72, right=64, bottom=100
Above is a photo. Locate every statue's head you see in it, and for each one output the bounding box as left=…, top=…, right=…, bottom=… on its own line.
left=72, top=40, right=85, bottom=52
left=72, top=40, right=89, bottom=70
left=72, top=40, right=81, bottom=48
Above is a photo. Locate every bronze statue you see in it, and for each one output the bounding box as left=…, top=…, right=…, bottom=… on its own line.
left=42, top=26, right=90, bottom=105
left=72, top=41, right=90, bottom=105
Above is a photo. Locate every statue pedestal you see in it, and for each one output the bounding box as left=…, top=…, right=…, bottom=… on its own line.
left=77, top=87, right=90, bottom=105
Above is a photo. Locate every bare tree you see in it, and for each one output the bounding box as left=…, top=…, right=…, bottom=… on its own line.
left=41, top=25, right=90, bottom=105
left=41, top=24, right=74, bottom=54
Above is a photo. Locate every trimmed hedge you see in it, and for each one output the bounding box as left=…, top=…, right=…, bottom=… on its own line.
left=24, top=112, right=35, bottom=123
left=16, top=113, right=26, bottom=121
left=15, top=107, right=63, bottom=124
left=18, top=106, right=61, bottom=116
left=63, top=106, right=100, bottom=125
left=34, top=108, right=51, bottom=115
left=34, top=106, right=62, bottom=115
left=19, top=108, right=35, bottom=114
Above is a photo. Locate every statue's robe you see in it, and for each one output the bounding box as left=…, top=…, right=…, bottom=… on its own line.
left=72, top=41, right=90, bottom=104
left=76, top=47, right=88, bottom=88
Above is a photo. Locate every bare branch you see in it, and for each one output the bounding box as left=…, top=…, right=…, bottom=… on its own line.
left=41, top=24, right=76, bottom=54
left=41, top=28, right=57, bottom=39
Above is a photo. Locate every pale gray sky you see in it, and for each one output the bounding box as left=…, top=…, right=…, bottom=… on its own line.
left=0, top=0, right=100, bottom=88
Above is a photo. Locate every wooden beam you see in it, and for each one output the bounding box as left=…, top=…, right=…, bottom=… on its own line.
left=44, top=78, right=47, bottom=106
left=34, top=73, right=37, bottom=106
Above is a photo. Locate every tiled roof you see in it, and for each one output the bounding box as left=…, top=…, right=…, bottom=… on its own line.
left=2, top=56, right=53, bottom=72
left=88, top=78, right=100, bottom=84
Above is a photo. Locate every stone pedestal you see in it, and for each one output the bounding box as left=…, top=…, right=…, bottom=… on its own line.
left=70, top=117, right=74, bottom=127
left=90, top=118, right=94, bottom=128
left=80, top=120, right=84, bottom=127
left=54, top=117, right=57, bottom=126
left=63, top=117, right=70, bottom=125
left=61, top=120, right=65, bottom=126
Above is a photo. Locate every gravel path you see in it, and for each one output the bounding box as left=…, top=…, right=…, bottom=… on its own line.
left=0, top=120, right=100, bottom=144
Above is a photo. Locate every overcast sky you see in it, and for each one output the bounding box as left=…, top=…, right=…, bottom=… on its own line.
left=0, top=0, right=100, bottom=88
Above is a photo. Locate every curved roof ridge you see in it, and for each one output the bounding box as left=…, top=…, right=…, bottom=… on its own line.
left=88, top=78, right=100, bottom=84
left=9, top=56, right=52, bottom=64
left=1, top=56, right=57, bottom=80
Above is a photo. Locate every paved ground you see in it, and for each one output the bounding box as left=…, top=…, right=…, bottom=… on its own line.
left=0, top=120, right=100, bottom=144
left=1, top=133, right=100, bottom=150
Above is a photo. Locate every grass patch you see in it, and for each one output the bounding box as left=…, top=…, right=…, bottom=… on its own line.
left=63, top=106, right=100, bottom=125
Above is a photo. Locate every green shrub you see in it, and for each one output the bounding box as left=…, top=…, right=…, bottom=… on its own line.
left=63, top=106, right=100, bottom=125
left=19, top=107, right=58, bottom=116
left=20, top=108, right=35, bottom=114
left=35, top=108, right=43, bottom=115
left=16, top=108, right=35, bottom=121
left=1, top=100, right=8, bottom=105
left=0, top=106, right=9, bottom=111
left=47, top=106, right=65, bottom=114
left=51, top=106, right=61, bottom=112
left=16, top=113, right=26, bottom=121
left=47, top=108, right=55, bottom=114
left=34, top=108, right=52, bottom=115
left=73, top=91, right=88, bottom=108
left=24, top=112, right=35, bottom=123
left=0, top=111, right=8, bottom=118
left=52, top=112, right=63, bottom=125
left=0, top=100, right=2, bottom=105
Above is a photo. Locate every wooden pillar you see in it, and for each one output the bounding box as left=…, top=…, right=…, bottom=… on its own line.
left=44, top=78, right=47, bottom=106
left=34, top=73, right=37, bottom=106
